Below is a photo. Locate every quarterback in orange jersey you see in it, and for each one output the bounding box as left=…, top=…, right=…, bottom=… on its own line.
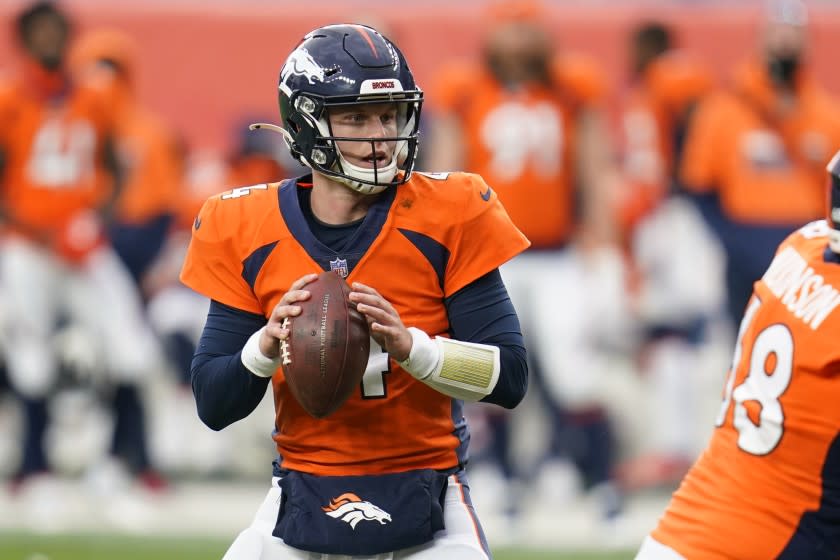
left=636, top=151, right=840, bottom=560
left=428, top=0, right=626, bottom=520
left=180, top=24, right=529, bottom=559
left=0, top=2, right=162, bottom=490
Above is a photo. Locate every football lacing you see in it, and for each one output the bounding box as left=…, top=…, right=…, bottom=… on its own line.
left=280, top=317, right=292, bottom=365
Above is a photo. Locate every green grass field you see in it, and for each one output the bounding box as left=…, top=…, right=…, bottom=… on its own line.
left=0, top=533, right=634, bottom=560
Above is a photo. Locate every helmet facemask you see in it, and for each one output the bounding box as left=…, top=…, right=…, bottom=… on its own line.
left=281, top=88, right=422, bottom=195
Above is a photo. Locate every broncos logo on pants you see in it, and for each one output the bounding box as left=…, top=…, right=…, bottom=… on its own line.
left=322, top=493, right=392, bottom=529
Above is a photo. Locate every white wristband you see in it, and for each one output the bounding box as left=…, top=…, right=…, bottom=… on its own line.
left=241, top=326, right=283, bottom=378
left=398, top=327, right=441, bottom=380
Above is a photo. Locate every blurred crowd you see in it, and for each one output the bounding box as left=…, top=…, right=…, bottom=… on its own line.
left=1, top=0, right=838, bottom=536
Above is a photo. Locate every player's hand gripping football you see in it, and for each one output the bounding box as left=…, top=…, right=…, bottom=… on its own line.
left=259, top=273, right=319, bottom=358
left=349, top=283, right=412, bottom=362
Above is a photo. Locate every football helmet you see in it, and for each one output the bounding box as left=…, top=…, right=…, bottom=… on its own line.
left=827, top=150, right=840, bottom=253
left=252, top=24, right=423, bottom=194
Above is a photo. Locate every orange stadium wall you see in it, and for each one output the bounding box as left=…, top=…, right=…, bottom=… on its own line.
left=2, top=0, right=840, bottom=154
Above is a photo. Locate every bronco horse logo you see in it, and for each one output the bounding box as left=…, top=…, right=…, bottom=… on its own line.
left=281, top=47, right=325, bottom=85
left=322, top=493, right=392, bottom=529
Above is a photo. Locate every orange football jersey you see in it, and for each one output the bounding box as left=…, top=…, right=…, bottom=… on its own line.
left=680, top=59, right=840, bottom=225
left=620, top=51, right=712, bottom=232
left=652, top=220, right=840, bottom=559
left=433, top=55, right=605, bottom=248
left=180, top=172, right=530, bottom=476
left=69, top=28, right=182, bottom=226
left=0, top=76, right=116, bottom=236
left=112, top=107, right=182, bottom=225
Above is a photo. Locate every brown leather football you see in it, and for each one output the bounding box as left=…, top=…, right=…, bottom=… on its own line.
left=280, top=271, right=370, bottom=418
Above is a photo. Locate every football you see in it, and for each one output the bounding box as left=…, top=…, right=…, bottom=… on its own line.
left=280, top=271, right=370, bottom=418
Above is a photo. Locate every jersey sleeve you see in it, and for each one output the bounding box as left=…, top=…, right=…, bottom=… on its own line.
left=430, top=61, right=476, bottom=115
left=679, top=93, right=728, bottom=193
left=444, top=174, right=530, bottom=296
left=552, top=53, right=607, bottom=107
left=180, top=195, right=263, bottom=314
left=649, top=53, right=713, bottom=114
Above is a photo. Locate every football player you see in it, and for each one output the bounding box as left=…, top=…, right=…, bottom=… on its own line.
left=69, top=28, right=183, bottom=286
left=636, top=150, right=840, bottom=558
left=616, top=21, right=724, bottom=488
left=0, top=1, right=162, bottom=492
left=427, top=0, right=626, bottom=519
left=180, top=24, right=529, bottom=559
left=680, top=0, right=840, bottom=331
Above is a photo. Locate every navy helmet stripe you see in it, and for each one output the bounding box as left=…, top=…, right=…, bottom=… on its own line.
left=353, top=25, right=380, bottom=58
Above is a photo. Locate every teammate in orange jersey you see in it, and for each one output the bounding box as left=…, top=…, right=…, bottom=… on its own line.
left=620, top=21, right=714, bottom=230
left=64, top=28, right=182, bottom=489
left=680, top=0, right=840, bottom=331
left=636, top=150, right=840, bottom=560
left=428, top=0, right=625, bottom=519
left=616, top=21, right=726, bottom=489
left=70, top=28, right=182, bottom=285
left=0, top=1, right=162, bottom=491
left=180, top=24, right=529, bottom=559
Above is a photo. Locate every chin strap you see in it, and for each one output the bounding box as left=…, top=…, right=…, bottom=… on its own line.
left=398, top=327, right=500, bottom=401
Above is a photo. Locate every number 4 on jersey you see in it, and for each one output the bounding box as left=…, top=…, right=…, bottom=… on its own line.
left=361, top=339, right=390, bottom=398
left=221, top=184, right=268, bottom=200
left=715, top=297, right=794, bottom=455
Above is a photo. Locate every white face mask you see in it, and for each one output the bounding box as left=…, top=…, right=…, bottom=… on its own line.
left=312, top=107, right=416, bottom=195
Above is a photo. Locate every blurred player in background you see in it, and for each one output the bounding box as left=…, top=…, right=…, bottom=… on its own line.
left=636, top=150, right=840, bottom=560
left=70, top=28, right=182, bottom=286
left=680, top=0, right=840, bottom=332
left=67, top=27, right=183, bottom=488
left=181, top=23, right=529, bottom=559
left=0, top=1, right=162, bottom=497
left=428, top=0, right=625, bottom=518
left=616, top=21, right=726, bottom=488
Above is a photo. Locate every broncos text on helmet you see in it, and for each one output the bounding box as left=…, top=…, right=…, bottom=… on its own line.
left=252, top=24, right=423, bottom=195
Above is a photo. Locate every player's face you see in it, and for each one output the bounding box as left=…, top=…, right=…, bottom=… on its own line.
left=328, top=103, right=399, bottom=170
left=23, top=14, right=68, bottom=70
left=763, top=21, right=806, bottom=59
left=484, top=21, right=551, bottom=85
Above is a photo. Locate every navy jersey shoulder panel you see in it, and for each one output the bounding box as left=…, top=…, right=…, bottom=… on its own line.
left=397, top=228, right=450, bottom=290
left=242, top=241, right=280, bottom=291
left=279, top=177, right=397, bottom=275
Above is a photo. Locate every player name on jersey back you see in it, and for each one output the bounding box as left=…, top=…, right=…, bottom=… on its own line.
left=762, top=246, right=840, bottom=330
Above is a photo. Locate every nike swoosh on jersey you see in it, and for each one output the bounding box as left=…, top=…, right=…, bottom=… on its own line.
left=480, top=187, right=492, bottom=201
left=194, top=216, right=202, bottom=230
